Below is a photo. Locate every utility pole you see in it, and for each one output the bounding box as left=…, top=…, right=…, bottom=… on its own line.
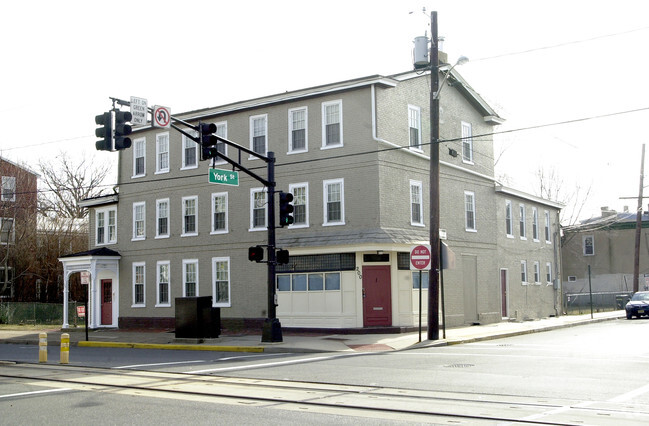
left=633, top=144, right=645, bottom=293
left=428, top=10, right=441, bottom=341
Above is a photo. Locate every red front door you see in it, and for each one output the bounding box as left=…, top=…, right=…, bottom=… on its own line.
left=101, top=279, right=112, bottom=325
left=362, top=266, right=392, bottom=327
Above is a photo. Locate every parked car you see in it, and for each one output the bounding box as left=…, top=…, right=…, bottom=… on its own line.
left=625, top=291, right=649, bottom=319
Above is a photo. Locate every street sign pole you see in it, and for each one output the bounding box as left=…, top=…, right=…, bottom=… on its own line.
left=411, top=244, right=432, bottom=342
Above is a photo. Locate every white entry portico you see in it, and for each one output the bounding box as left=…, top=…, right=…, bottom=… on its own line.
left=59, top=247, right=120, bottom=329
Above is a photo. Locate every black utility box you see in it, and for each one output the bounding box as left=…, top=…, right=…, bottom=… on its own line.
left=175, top=296, right=220, bottom=339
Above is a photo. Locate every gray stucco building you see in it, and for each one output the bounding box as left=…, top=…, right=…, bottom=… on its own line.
left=61, top=66, right=562, bottom=330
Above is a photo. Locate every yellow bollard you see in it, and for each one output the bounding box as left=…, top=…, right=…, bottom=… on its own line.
left=60, top=333, right=69, bottom=364
left=38, top=332, right=47, bottom=363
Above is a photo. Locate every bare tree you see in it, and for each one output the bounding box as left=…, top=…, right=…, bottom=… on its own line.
left=536, top=165, right=592, bottom=227
left=38, top=152, right=112, bottom=219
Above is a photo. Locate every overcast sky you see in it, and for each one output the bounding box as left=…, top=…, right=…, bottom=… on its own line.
left=2, top=0, right=648, bottom=221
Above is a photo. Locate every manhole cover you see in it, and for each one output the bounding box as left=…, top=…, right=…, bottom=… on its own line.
left=444, top=363, right=475, bottom=368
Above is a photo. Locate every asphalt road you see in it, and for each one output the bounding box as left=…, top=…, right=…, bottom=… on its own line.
left=1, top=318, right=648, bottom=424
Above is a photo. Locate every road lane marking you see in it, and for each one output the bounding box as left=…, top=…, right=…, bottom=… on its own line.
left=608, top=383, right=649, bottom=402
left=114, top=360, right=206, bottom=369
left=191, top=353, right=360, bottom=374
left=0, top=388, right=72, bottom=399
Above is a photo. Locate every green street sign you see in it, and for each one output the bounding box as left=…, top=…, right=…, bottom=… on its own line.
left=208, top=168, right=239, bottom=186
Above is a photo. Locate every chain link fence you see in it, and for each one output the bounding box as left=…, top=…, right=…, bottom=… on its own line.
left=0, top=302, right=82, bottom=325
left=564, top=291, right=632, bottom=315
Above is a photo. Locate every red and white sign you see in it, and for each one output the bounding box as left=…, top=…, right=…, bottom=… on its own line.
left=80, top=271, right=90, bottom=285
left=152, top=105, right=171, bottom=128
left=410, top=244, right=432, bottom=271
left=76, top=306, right=86, bottom=318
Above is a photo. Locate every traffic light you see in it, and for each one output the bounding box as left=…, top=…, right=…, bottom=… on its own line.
left=114, top=111, right=133, bottom=150
left=95, top=112, right=112, bottom=151
left=199, top=122, right=218, bottom=161
left=248, top=245, right=264, bottom=263
left=276, top=249, right=289, bottom=265
left=278, top=191, right=294, bottom=227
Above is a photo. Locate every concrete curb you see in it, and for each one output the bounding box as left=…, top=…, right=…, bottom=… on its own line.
left=77, top=341, right=265, bottom=353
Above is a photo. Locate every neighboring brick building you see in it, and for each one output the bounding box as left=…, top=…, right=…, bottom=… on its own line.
left=62, top=65, right=562, bottom=330
left=0, top=157, right=38, bottom=298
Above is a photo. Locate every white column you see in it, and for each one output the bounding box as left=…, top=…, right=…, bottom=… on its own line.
left=62, top=269, right=70, bottom=329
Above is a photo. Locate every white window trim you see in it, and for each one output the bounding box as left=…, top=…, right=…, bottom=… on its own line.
left=132, top=262, right=146, bottom=308
left=132, top=137, right=146, bottom=179
left=155, top=132, right=170, bottom=174
left=288, top=107, right=308, bottom=154
left=519, top=204, right=527, bottom=240
left=546, top=262, right=553, bottom=286
left=408, top=105, right=423, bottom=152
left=211, top=192, right=229, bottom=235
left=321, top=100, right=343, bottom=149
left=132, top=202, right=146, bottom=241
left=249, top=114, right=268, bottom=159
left=213, top=121, right=228, bottom=166
left=323, top=178, right=345, bottom=226
left=521, top=260, right=528, bottom=286
left=583, top=235, right=595, bottom=256
left=155, top=198, right=170, bottom=239
left=464, top=191, right=476, bottom=232
left=410, top=180, right=424, bottom=226
left=1, top=176, right=16, bottom=202
left=156, top=260, right=171, bottom=307
left=461, top=121, right=474, bottom=164
left=183, top=259, right=199, bottom=297
left=249, top=187, right=267, bottom=231
left=544, top=210, right=552, bottom=244
left=181, top=130, right=199, bottom=170
left=0, top=218, right=15, bottom=245
left=532, top=207, right=539, bottom=242
left=95, top=206, right=117, bottom=246
left=181, top=196, right=198, bottom=237
left=505, top=200, right=514, bottom=238
left=533, top=261, right=541, bottom=285
left=288, top=182, right=309, bottom=229
left=212, top=256, right=231, bottom=308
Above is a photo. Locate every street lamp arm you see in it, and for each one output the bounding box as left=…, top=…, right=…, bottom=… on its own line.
left=433, top=56, right=469, bottom=99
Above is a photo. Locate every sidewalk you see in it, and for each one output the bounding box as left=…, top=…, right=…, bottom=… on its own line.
left=0, top=310, right=626, bottom=354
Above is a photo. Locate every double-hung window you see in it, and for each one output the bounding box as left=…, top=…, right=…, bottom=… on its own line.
left=211, top=192, right=228, bottom=234
left=0, top=218, right=15, bottom=245
left=1, top=176, right=16, bottom=202
left=505, top=200, right=513, bottom=237
left=410, top=180, right=423, bottom=226
left=532, top=207, right=539, bottom=241
left=519, top=204, right=526, bottom=239
left=461, top=122, right=473, bottom=163
left=408, top=105, right=422, bottom=150
left=156, top=133, right=169, bottom=174
left=322, top=100, right=343, bottom=148
left=289, top=183, right=309, bottom=228
left=156, top=261, right=170, bottom=307
left=182, top=131, right=198, bottom=169
left=132, top=262, right=145, bottom=307
left=521, top=260, right=528, bottom=285
left=323, top=179, right=344, bottom=226
left=546, top=262, right=553, bottom=285
left=544, top=211, right=552, bottom=243
left=183, top=260, right=199, bottom=297
left=533, top=261, right=541, bottom=284
left=95, top=207, right=117, bottom=246
left=212, top=257, right=230, bottom=307
left=156, top=199, right=169, bottom=238
left=583, top=235, right=594, bottom=256
left=133, top=138, right=146, bottom=178
left=464, top=191, right=476, bottom=231
left=250, top=114, right=267, bottom=157
left=289, top=107, right=307, bottom=153
left=132, top=202, right=145, bottom=240
left=214, top=122, right=227, bottom=163
left=250, top=188, right=267, bottom=230
left=182, top=196, right=198, bottom=236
